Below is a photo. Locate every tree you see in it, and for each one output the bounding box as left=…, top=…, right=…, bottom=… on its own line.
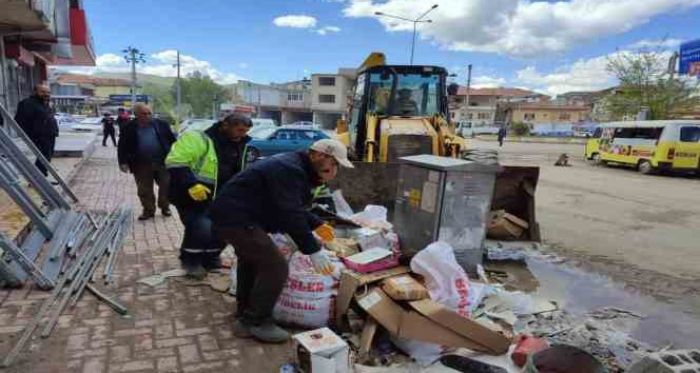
left=605, top=50, right=698, bottom=120
left=142, top=82, right=175, bottom=118
left=179, top=71, right=231, bottom=118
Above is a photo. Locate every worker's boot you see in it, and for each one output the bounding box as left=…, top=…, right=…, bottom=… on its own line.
left=249, top=322, right=290, bottom=344
left=182, top=260, right=207, bottom=280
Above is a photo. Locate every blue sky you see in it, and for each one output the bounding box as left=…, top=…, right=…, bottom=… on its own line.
left=78, top=0, right=700, bottom=95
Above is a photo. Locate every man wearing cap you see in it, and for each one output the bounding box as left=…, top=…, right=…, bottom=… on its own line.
left=210, top=139, right=353, bottom=343
left=166, top=114, right=253, bottom=278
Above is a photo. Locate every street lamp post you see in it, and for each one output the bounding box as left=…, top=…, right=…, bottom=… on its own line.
left=375, top=4, right=438, bottom=65
left=122, top=46, right=146, bottom=111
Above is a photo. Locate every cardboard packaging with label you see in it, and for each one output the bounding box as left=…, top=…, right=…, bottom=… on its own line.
left=293, top=328, right=349, bottom=373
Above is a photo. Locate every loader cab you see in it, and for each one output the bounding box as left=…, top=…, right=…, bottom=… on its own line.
left=346, top=65, right=450, bottom=160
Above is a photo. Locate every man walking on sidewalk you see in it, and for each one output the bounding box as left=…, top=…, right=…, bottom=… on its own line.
left=14, top=84, right=59, bottom=176
left=117, top=103, right=176, bottom=220
left=497, top=126, right=507, bottom=147
left=101, top=112, right=117, bottom=146
left=166, top=114, right=252, bottom=279
left=210, top=139, right=353, bottom=343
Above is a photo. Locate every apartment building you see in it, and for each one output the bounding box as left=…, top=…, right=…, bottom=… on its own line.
left=310, top=68, right=356, bottom=129
left=0, top=0, right=95, bottom=114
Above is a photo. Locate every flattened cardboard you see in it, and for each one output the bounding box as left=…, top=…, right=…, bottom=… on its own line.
left=355, top=289, right=504, bottom=354
left=335, top=266, right=410, bottom=322
left=408, top=299, right=511, bottom=355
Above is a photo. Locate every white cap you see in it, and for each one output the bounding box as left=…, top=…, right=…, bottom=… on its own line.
left=309, top=139, right=354, bottom=168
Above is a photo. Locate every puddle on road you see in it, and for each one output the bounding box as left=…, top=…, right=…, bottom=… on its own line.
left=524, top=257, right=700, bottom=348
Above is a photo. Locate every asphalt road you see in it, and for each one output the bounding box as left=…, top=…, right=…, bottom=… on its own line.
left=473, top=139, right=700, bottom=310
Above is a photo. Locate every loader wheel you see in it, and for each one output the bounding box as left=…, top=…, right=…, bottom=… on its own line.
left=591, top=153, right=603, bottom=166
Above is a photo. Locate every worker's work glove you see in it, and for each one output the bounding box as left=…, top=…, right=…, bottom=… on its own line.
left=188, top=183, right=211, bottom=201
left=119, top=164, right=129, bottom=173
left=314, top=223, right=335, bottom=243
left=309, top=250, right=334, bottom=276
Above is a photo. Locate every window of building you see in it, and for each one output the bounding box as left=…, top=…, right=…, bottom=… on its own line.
left=319, top=77, right=336, bottom=86
left=319, top=94, right=336, bottom=104
left=477, top=113, right=489, bottom=120
left=524, top=113, right=535, bottom=121
left=559, top=112, right=572, bottom=120
left=287, top=92, right=303, bottom=101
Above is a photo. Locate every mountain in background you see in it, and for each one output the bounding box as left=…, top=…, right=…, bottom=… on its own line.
left=92, top=72, right=175, bottom=88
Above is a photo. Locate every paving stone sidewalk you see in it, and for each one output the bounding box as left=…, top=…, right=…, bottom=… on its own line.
left=0, top=146, right=292, bottom=372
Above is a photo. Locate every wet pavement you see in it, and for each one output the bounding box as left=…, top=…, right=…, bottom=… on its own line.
left=502, top=246, right=700, bottom=349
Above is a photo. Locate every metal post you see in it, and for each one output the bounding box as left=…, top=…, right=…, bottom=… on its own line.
left=0, top=233, right=55, bottom=289
left=0, top=160, right=54, bottom=237
left=130, top=50, right=136, bottom=111
left=465, top=64, right=472, bottom=124
left=410, top=22, right=417, bottom=66
left=0, top=102, right=73, bottom=208
left=175, top=50, right=181, bottom=127
left=0, top=36, right=9, bottom=110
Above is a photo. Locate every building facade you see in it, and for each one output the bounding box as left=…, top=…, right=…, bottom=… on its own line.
left=230, top=79, right=313, bottom=124
left=449, top=87, right=550, bottom=127
left=0, top=0, right=95, bottom=115
left=507, top=102, right=590, bottom=124
left=310, top=68, right=355, bottom=129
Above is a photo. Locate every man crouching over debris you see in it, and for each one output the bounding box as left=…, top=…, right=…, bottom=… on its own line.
left=210, top=139, right=354, bottom=343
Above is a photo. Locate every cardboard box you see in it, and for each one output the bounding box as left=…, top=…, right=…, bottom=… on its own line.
left=355, top=289, right=510, bottom=355
left=293, top=327, right=349, bottom=373
left=381, top=275, right=429, bottom=301
left=488, top=210, right=529, bottom=239
left=335, top=266, right=411, bottom=323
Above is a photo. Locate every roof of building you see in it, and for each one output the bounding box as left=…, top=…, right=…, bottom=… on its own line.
left=513, top=102, right=591, bottom=111
left=55, top=74, right=133, bottom=87
left=455, top=86, right=548, bottom=98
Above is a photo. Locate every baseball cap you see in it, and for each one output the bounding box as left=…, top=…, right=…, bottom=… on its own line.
left=309, top=139, right=354, bottom=168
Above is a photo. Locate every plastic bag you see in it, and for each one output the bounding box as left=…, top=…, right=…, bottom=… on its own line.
left=331, top=190, right=354, bottom=219
left=352, top=205, right=393, bottom=230
left=270, top=233, right=297, bottom=261
left=410, top=242, right=471, bottom=317
left=390, top=336, right=444, bottom=366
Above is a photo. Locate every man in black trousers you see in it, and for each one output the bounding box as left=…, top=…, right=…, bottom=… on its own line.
left=14, top=84, right=59, bottom=176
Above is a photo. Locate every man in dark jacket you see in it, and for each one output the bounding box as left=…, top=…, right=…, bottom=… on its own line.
left=14, top=85, right=59, bottom=176
left=116, top=108, right=130, bottom=133
left=210, top=139, right=353, bottom=343
left=166, top=114, right=252, bottom=278
left=101, top=112, right=117, bottom=146
left=117, top=103, right=176, bottom=220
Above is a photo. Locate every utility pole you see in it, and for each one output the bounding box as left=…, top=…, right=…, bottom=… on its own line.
left=464, top=64, right=472, bottom=124
left=375, top=4, right=438, bottom=65
left=122, top=46, right=146, bottom=111
left=175, top=50, right=182, bottom=125
left=212, top=93, right=218, bottom=120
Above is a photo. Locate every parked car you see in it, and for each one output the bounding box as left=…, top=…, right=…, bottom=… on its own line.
left=179, top=118, right=216, bottom=134
left=247, top=126, right=330, bottom=161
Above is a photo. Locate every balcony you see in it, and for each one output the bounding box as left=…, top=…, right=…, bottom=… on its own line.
left=0, top=0, right=54, bottom=34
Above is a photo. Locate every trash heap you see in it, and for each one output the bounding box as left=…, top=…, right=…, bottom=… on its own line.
left=270, top=201, right=689, bottom=373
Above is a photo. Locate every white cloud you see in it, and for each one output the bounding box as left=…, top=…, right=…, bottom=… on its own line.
left=343, top=0, right=700, bottom=57
left=628, top=38, right=683, bottom=50
left=514, top=49, right=673, bottom=95
left=237, top=62, right=249, bottom=69
left=52, top=50, right=244, bottom=84
left=471, top=75, right=507, bottom=88
left=516, top=55, right=616, bottom=95
left=273, top=15, right=318, bottom=28
left=316, top=26, right=341, bottom=35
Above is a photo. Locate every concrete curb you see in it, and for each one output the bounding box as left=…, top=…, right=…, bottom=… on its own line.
left=475, top=135, right=587, bottom=145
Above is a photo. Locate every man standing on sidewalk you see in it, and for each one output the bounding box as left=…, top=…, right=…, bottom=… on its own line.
left=166, top=114, right=252, bottom=278
left=497, top=126, right=507, bottom=147
left=101, top=112, right=117, bottom=147
left=14, top=84, right=59, bottom=176
left=210, top=139, right=353, bottom=343
left=117, top=103, right=176, bottom=220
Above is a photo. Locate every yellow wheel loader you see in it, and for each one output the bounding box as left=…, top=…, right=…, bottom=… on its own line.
left=331, top=53, right=540, bottom=241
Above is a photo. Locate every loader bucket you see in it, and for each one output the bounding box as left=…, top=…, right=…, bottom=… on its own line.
left=330, top=162, right=540, bottom=242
